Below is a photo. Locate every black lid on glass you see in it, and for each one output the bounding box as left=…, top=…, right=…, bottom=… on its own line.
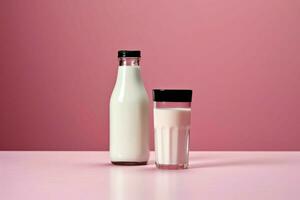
left=118, top=50, right=141, bottom=58
left=153, top=89, right=193, bottom=102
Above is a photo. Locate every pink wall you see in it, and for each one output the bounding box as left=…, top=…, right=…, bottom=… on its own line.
left=1, top=0, right=300, bottom=150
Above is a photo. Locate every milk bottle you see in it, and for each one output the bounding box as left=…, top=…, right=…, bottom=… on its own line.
left=110, top=50, right=149, bottom=165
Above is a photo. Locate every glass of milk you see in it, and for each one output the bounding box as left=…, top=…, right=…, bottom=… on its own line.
left=153, top=89, right=192, bottom=169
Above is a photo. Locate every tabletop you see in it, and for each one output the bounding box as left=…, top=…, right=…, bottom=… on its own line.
left=1, top=151, right=300, bottom=200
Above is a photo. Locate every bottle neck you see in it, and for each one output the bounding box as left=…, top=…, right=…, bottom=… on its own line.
left=115, top=64, right=142, bottom=88
left=119, top=57, right=140, bottom=67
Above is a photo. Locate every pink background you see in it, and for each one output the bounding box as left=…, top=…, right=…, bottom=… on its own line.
left=1, top=0, right=299, bottom=150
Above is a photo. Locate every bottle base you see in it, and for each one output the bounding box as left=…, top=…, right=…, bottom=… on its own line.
left=155, top=162, right=188, bottom=169
left=111, top=161, right=148, bottom=166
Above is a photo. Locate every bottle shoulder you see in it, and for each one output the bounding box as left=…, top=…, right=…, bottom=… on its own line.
left=111, top=65, right=149, bottom=103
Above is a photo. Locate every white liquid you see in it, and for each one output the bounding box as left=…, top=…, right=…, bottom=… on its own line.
left=110, top=66, right=149, bottom=162
left=154, top=108, right=191, bottom=165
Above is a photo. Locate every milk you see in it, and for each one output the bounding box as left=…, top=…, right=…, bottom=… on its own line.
left=110, top=66, right=149, bottom=163
left=154, top=108, right=191, bottom=165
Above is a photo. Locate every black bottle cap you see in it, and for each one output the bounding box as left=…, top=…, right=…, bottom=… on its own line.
left=152, top=89, right=193, bottom=102
left=118, top=50, right=141, bottom=58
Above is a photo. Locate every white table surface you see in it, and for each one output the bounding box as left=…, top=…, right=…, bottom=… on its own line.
left=1, top=151, right=300, bottom=200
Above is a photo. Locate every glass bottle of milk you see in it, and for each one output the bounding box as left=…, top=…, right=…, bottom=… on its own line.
left=110, top=50, right=149, bottom=165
